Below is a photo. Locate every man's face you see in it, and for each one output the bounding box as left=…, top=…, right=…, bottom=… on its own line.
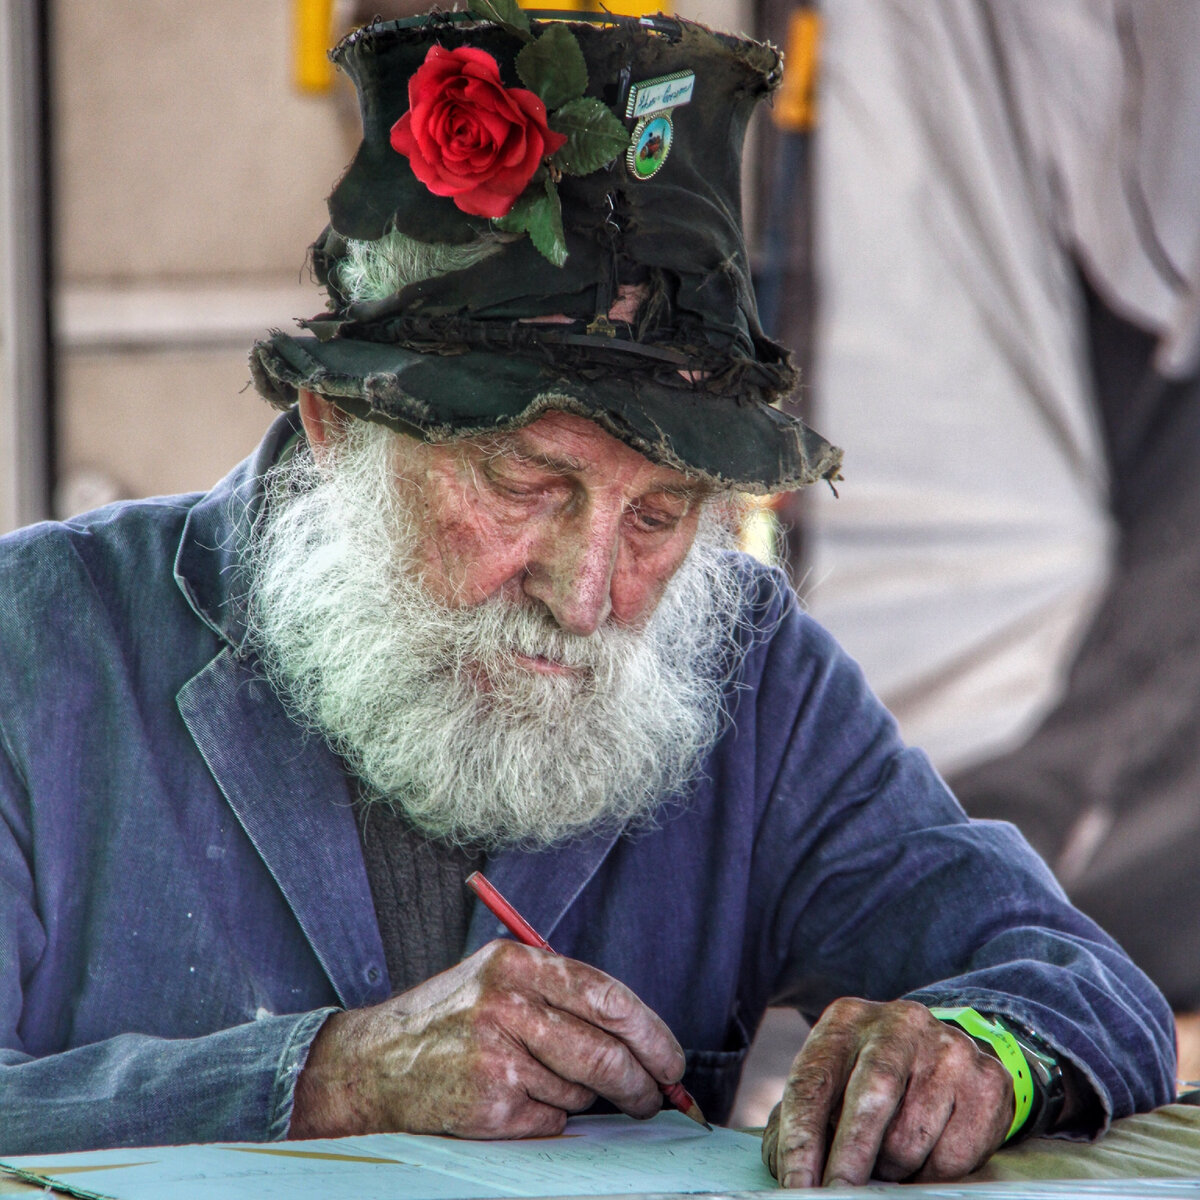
left=253, top=396, right=741, bottom=848
left=385, top=409, right=709, bottom=642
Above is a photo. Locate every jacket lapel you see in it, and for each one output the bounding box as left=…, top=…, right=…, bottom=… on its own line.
left=178, top=649, right=389, bottom=1011
left=172, top=412, right=388, bottom=1010
left=465, top=826, right=625, bottom=955
left=172, top=409, right=615, bottom=994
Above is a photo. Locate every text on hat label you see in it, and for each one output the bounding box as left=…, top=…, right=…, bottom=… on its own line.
left=626, top=71, right=695, bottom=120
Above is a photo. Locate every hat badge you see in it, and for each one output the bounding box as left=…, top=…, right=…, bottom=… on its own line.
left=624, top=70, right=695, bottom=180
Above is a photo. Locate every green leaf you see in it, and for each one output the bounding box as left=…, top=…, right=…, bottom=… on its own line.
left=528, top=179, right=567, bottom=267
left=549, top=97, right=630, bottom=176
left=492, top=192, right=534, bottom=234
left=516, top=25, right=587, bottom=110
left=493, top=178, right=567, bottom=267
left=467, top=0, right=532, bottom=40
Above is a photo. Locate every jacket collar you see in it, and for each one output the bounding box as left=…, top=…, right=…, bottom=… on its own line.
left=173, top=408, right=301, bottom=653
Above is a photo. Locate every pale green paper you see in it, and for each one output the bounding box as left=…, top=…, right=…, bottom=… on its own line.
left=0, top=1112, right=775, bottom=1200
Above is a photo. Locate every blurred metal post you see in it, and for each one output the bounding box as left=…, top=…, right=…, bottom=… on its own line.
left=0, top=0, right=54, bottom=534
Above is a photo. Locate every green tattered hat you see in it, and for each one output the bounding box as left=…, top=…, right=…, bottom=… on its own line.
left=251, top=6, right=842, bottom=492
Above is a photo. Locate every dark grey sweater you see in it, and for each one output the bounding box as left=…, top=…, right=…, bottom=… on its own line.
left=354, top=797, right=482, bottom=993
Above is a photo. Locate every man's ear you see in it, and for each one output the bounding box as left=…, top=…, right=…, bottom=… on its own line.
left=297, top=389, right=350, bottom=460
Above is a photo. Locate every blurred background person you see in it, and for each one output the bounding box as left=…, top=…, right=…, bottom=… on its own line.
left=782, top=0, right=1200, bottom=1068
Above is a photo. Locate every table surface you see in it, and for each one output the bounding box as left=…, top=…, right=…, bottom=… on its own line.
left=4, top=1105, right=1200, bottom=1199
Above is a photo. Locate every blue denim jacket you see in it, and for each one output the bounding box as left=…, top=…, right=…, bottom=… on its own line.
left=0, top=414, right=1175, bottom=1154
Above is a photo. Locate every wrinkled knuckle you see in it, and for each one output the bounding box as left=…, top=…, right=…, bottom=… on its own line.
left=591, top=977, right=635, bottom=1024
left=861, top=1051, right=909, bottom=1094
left=462, top=1088, right=518, bottom=1135
left=564, top=1083, right=598, bottom=1112
left=839, top=1113, right=888, bottom=1159
left=824, top=996, right=872, bottom=1025
left=784, top=1061, right=838, bottom=1109
left=477, top=938, right=505, bottom=965
left=587, top=1037, right=636, bottom=1092
left=475, top=939, right=514, bottom=984
left=777, top=1142, right=817, bottom=1178
left=526, top=1107, right=569, bottom=1139
left=939, top=1028, right=977, bottom=1066
left=893, top=999, right=933, bottom=1031
left=489, top=938, right=529, bottom=972
left=855, top=1073, right=906, bottom=1121
left=980, top=1049, right=1011, bottom=1086
left=882, top=1120, right=936, bottom=1171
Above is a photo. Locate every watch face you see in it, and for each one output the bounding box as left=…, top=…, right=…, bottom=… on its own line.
left=1002, top=1022, right=1063, bottom=1087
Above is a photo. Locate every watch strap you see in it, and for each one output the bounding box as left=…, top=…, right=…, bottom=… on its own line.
left=929, top=1005, right=1035, bottom=1141
left=989, top=1014, right=1067, bottom=1140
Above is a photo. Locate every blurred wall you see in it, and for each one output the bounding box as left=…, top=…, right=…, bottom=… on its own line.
left=50, top=1, right=348, bottom=517
left=36, top=0, right=750, bottom=525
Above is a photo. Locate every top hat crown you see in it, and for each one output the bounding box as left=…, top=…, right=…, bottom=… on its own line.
left=251, top=7, right=842, bottom=492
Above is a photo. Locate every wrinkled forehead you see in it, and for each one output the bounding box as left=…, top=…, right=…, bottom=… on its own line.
left=440, top=409, right=716, bottom=498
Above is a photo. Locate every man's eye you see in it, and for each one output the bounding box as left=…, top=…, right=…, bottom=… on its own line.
left=483, top=470, right=543, bottom=498
left=491, top=478, right=535, bottom=497
left=628, top=504, right=683, bottom=532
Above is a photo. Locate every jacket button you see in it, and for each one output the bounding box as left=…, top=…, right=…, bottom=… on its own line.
left=367, top=966, right=380, bottom=984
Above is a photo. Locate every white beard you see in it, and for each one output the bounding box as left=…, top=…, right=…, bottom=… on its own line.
left=242, top=420, right=748, bottom=850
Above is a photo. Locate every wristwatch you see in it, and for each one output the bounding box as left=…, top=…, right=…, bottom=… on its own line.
left=993, top=1015, right=1066, bottom=1140
left=929, top=1006, right=1066, bottom=1142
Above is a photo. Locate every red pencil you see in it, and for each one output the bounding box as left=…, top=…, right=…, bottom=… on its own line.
left=466, top=870, right=712, bottom=1131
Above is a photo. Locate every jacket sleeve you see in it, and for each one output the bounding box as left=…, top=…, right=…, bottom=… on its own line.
left=747, top=597, right=1176, bottom=1133
left=0, top=726, right=334, bottom=1155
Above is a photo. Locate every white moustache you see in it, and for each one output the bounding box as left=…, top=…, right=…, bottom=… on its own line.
left=243, top=421, right=748, bottom=850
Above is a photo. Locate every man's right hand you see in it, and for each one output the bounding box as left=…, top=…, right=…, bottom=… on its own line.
left=288, top=939, right=687, bottom=1139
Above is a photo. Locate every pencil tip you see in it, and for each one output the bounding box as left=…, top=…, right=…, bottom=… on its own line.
left=684, top=1103, right=712, bottom=1130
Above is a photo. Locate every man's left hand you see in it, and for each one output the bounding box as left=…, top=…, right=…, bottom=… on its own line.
left=761, top=997, right=1013, bottom=1188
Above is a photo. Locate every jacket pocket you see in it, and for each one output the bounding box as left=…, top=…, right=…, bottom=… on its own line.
left=682, top=1010, right=753, bottom=1125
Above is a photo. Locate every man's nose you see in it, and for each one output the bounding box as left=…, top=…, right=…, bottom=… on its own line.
left=522, top=504, right=621, bottom=636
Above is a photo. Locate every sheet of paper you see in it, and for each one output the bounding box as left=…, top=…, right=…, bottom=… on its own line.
left=8, top=1113, right=1199, bottom=1200
left=0, top=1111, right=776, bottom=1200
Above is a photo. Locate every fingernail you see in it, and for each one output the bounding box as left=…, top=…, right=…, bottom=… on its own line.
left=780, top=1171, right=813, bottom=1189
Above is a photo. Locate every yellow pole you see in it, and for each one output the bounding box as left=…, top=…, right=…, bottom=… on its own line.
left=294, top=0, right=335, bottom=93
left=773, top=7, right=820, bottom=133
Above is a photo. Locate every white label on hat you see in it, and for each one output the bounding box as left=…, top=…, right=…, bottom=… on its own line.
left=625, top=71, right=695, bottom=120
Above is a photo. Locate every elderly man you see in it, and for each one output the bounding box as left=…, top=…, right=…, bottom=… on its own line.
left=0, top=7, right=1174, bottom=1186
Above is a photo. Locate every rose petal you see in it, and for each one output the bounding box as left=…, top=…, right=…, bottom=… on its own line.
left=508, top=89, right=566, bottom=155
left=450, top=46, right=506, bottom=82
left=473, top=105, right=513, bottom=147
left=393, top=43, right=573, bottom=222
left=389, top=112, right=417, bottom=156
left=453, top=183, right=523, bottom=219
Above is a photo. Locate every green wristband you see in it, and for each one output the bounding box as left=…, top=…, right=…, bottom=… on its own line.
left=929, top=1006, right=1033, bottom=1142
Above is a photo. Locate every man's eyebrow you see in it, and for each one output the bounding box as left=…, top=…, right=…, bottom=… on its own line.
left=474, top=433, right=586, bottom=474
left=652, top=479, right=713, bottom=501
left=473, top=432, right=712, bottom=500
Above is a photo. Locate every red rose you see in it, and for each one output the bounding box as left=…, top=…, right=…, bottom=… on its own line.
left=390, top=45, right=567, bottom=220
